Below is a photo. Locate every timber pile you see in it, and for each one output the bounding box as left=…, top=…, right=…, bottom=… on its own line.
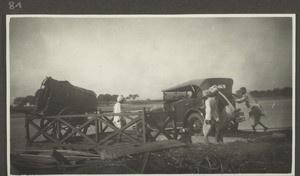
left=11, top=149, right=102, bottom=173
left=11, top=140, right=186, bottom=174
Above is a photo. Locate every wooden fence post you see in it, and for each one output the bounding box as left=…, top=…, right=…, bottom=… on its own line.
left=25, top=114, right=31, bottom=146
left=142, top=108, right=147, bottom=143
left=95, top=116, right=99, bottom=145
left=98, top=108, right=103, bottom=133
left=56, top=119, right=60, bottom=144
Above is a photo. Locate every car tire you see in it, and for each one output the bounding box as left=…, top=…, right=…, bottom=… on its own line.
left=187, top=113, right=204, bottom=135
left=228, top=120, right=239, bottom=134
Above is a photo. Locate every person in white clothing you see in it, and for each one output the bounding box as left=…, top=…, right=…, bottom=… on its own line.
left=236, top=87, right=268, bottom=133
left=202, top=85, right=236, bottom=143
left=113, top=95, right=126, bottom=129
left=202, top=85, right=222, bottom=143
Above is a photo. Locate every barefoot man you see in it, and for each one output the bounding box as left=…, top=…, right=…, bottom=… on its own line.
left=236, top=87, right=268, bottom=133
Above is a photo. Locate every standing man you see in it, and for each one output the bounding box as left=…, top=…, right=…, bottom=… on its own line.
left=113, top=95, right=126, bottom=129
left=202, top=85, right=222, bottom=143
left=202, top=85, right=236, bottom=143
left=236, top=87, right=268, bottom=133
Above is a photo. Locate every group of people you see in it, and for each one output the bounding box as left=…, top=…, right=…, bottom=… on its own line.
left=112, top=85, right=268, bottom=143
left=202, top=85, right=268, bottom=143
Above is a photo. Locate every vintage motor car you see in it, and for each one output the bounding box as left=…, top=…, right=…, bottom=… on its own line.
left=147, top=78, right=244, bottom=135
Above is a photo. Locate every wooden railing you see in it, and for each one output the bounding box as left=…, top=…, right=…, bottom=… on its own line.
left=25, top=109, right=178, bottom=149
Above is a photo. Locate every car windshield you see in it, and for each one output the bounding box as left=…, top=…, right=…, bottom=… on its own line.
left=163, top=90, right=195, bottom=102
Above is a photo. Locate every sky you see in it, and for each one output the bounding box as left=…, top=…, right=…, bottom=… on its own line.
left=8, top=16, right=293, bottom=102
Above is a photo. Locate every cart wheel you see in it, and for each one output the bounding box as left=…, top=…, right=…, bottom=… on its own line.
left=40, top=118, right=73, bottom=141
left=59, top=107, right=89, bottom=136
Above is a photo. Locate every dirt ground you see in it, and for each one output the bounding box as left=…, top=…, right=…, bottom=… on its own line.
left=62, top=140, right=292, bottom=174
left=11, top=129, right=292, bottom=175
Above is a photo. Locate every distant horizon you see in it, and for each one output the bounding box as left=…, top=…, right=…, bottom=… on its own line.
left=11, top=77, right=293, bottom=101
left=9, top=76, right=294, bottom=101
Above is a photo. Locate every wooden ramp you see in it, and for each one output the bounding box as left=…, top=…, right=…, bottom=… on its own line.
left=99, top=140, right=186, bottom=159
left=191, top=129, right=291, bottom=144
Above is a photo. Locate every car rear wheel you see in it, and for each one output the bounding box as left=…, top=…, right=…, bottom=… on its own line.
left=187, top=113, right=204, bottom=135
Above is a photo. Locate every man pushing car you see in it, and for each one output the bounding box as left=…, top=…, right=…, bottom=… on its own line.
left=202, top=85, right=237, bottom=143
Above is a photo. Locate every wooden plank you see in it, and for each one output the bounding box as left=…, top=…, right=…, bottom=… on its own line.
left=123, top=115, right=135, bottom=121
left=95, top=118, right=99, bottom=143
left=28, top=112, right=142, bottom=120
left=191, top=135, right=248, bottom=144
left=100, top=112, right=143, bottom=117
left=13, top=149, right=101, bottom=157
left=56, top=120, right=60, bottom=142
left=99, top=140, right=186, bottom=159
left=141, top=152, right=150, bottom=173
left=25, top=117, right=31, bottom=146
left=142, top=108, right=147, bottom=143
left=15, top=154, right=57, bottom=165
left=99, top=121, right=103, bottom=133
left=27, top=142, right=97, bottom=151
left=98, top=142, right=141, bottom=150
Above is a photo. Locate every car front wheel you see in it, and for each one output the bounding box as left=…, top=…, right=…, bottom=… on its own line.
left=186, top=113, right=204, bottom=135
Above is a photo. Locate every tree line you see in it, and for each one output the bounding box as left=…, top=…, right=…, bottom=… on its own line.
left=248, top=87, right=292, bottom=98
left=12, top=90, right=140, bottom=107
left=12, top=87, right=292, bottom=108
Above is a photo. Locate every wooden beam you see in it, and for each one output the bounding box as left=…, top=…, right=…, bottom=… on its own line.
left=99, top=121, right=103, bottom=133
left=29, top=120, right=57, bottom=143
left=29, top=119, right=57, bottom=142
left=25, top=117, right=31, bottom=146
left=56, top=120, right=60, bottom=142
left=140, top=152, right=150, bottom=173
left=101, top=116, right=114, bottom=132
left=13, top=149, right=100, bottom=157
left=95, top=118, right=99, bottom=143
left=36, top=111, right=142, bottom=120
left=99, top=140, right=186, bottom=159
left=123, top=115, right=135, bottom=121
left=59, top=118, right=96, bottom=144
left=100, top=112, right=143, bottom=117
left=98, top=117, right=142, bottom=145
left=18, top=153, right=101, bottom=161
left=142, top=108, right=147, bottom=143
left=27, top=142, right=98, bottom=150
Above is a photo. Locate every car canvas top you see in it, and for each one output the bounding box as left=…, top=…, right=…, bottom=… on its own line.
left=162, top=78, right=233, bottom=95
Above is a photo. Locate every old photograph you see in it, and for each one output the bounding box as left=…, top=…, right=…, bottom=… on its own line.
left=7, top=15, right=295, bottom=175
